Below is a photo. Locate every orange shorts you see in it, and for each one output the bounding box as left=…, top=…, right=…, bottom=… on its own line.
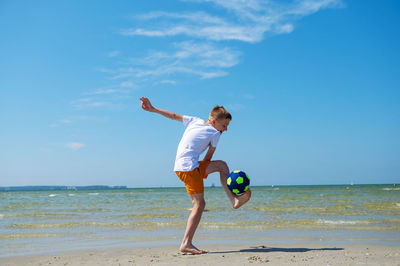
left=175, top=161, right=210, bottom=195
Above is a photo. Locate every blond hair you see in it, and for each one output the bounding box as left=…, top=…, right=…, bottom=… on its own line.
left=209, top=105, right=232, bottom=121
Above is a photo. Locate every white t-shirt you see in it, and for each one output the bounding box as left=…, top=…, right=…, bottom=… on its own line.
left=174, top=115, right=221, bottom=172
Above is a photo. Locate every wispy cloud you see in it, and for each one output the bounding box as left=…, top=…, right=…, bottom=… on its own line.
left=121, top=11, right=264, bottom=43
left=66, top=142, right=85, bottom=151
left=158, top=80, right=177, bottom=85
left=110, top=0, right=343, bottom=89
left=68, top=0, right=342, bottom=113
left=121, top=0, right=343, bottom=43
left=49, top=0, right=343, bottom=153
left=104, top=41, right=240, bottom=82
left=70, top=97, right=107, bottom=109
left=71, top=87, right=132, bottom=110
left=85, top=88, right=131, bottom=95
left=64, top=1, right=342, bottom=116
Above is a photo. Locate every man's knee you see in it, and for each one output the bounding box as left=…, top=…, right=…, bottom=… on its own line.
left=193, top=199, right=206, bottom=211
left=206, top=160, right=230, bottom=177
left=216, top=160, right=229, bottom=176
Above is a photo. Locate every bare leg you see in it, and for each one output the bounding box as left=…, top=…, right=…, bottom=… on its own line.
left=206, top=160, right=251, bottom=209
left=180, top=193, right=207, bottom=254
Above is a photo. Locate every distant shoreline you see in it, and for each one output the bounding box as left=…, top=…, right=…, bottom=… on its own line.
left=0, top=185, right=127, bottom=191
left=0, top=183, right=396, bottom=192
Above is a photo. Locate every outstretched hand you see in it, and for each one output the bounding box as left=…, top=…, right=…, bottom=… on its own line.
left=140, top=97, right=154, bottom=112
left=139, top=97, right=183, bottom=121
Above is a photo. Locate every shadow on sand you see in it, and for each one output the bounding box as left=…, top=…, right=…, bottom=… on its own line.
left=208, top=245, right=344, bottom=254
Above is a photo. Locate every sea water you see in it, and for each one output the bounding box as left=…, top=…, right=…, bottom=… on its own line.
left=1, top=185, right=399, bottom=257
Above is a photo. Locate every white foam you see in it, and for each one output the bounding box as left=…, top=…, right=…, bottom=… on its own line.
left=382, top=188, right=400, bottom=191
left=317, top=219, right=367, bottom=225
left=68, top=194, right=75, bottom=196
left=0, top=214, right=4, bottom=219
left=48, top=194, right=57, bottom=197
left=88, top=193, right=99, bottom=196
left=396, top=203, right=400, bottom=208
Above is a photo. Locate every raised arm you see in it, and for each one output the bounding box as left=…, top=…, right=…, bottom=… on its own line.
left=140, top=97, right=183, bottom=122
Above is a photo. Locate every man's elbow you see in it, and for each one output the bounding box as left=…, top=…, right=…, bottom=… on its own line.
left=171, top=113, right=183, bottom=122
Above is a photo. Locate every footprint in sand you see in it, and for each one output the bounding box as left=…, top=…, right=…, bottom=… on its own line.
left=248, top=255, right=270, bottom=263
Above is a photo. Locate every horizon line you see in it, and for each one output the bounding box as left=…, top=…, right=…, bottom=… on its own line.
left=0, top=183, right=397, bottom=192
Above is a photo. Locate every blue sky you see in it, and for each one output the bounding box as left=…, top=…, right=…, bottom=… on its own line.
left=1, top=0, right=399, bottom=187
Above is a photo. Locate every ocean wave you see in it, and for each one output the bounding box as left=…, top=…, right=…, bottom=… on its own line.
left=317, top=219, right=369, bottom=225
left=362, top=201, right=400, bottom=212
left=0, top=233, right=62, bottom=239
left=252, top=204, right=365, bottom=216
left=199, top=219, right=390, bottom=230
left=7, top=218, right=400, bottom=232
left=10, top=221, right=185, bottom=230
left=2, top=213, right=81, bottom=218
left=382, top=188, right=400, bottom=191
left=69, top=208, right=112, bottom=213
left=126, top=213, right=183, bottom=219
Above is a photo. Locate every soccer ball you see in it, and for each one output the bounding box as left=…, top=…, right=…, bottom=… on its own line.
left=227, top=170, right=250, bottom=195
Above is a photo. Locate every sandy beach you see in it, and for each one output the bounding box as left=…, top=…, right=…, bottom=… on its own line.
left=1, top=243, right=399, bottom=266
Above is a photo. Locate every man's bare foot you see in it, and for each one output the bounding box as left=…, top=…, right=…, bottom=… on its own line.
left=180, top=244, right=207, bottom=255
left=233, top=189, right=252, bottom=209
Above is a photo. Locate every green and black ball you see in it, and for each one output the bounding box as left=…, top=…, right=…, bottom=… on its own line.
left=227, top=170, right=250, bottom=195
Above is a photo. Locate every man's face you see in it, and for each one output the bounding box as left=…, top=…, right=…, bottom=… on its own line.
left=213, top=118, right=230, bottom=133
